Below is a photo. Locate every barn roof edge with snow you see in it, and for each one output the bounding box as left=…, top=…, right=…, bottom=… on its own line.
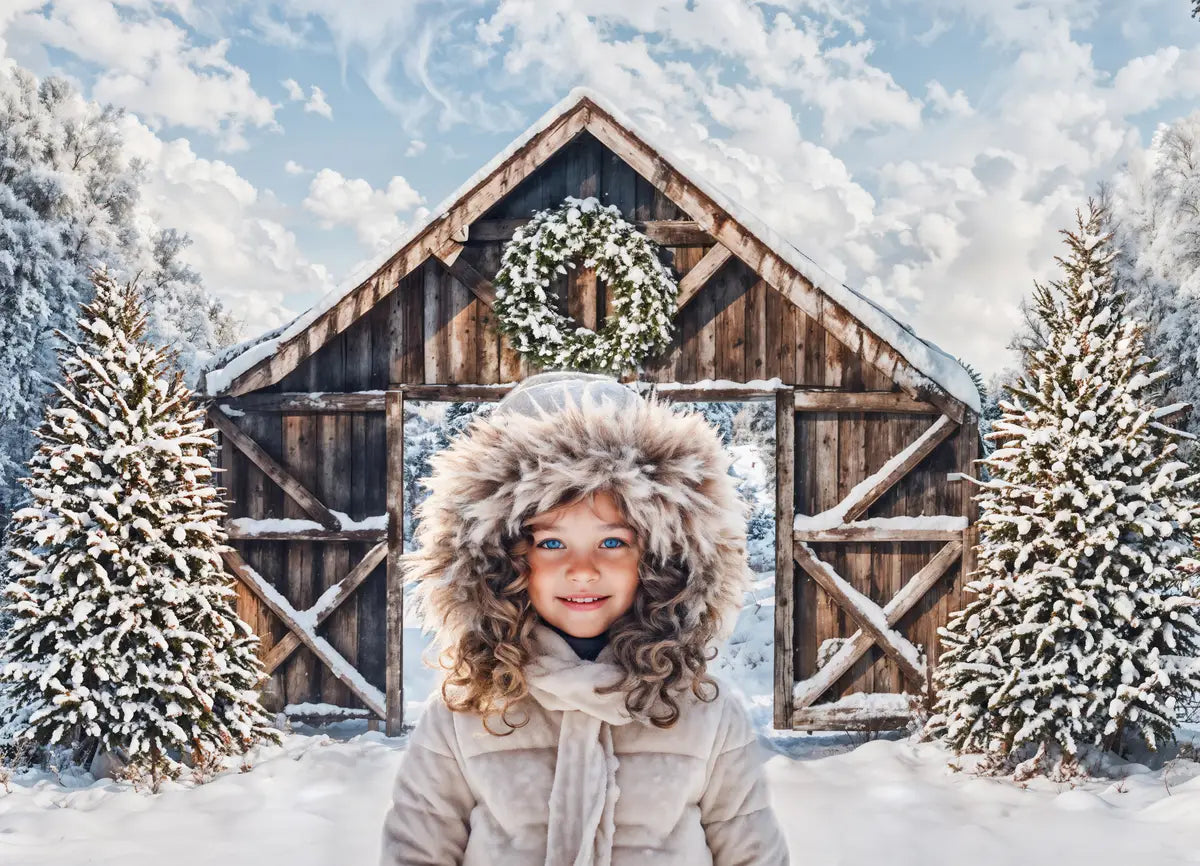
left=200, top=88, right=979, bottom=417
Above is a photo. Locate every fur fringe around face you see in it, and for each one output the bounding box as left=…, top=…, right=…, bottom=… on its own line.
left=401, top=391, right=752, bottom=659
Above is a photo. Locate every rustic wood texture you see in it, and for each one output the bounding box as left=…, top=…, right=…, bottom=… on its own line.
left=467, top=218, right=712, bottom=246
left=222, top=548, right=385, bottom=717
left=264, top=542, right=387, bottom=675
left=774, top=387, right=795, bottom=730
left=794, top=391, right=939, bottom=413
left=208, top=409, right=339, bottom=529
left=842, top=414, right=958, bottom=524
left=793, top=543, right=925, bottom=689
left=385, top=390, right=405, bottom=734
left=282, top=414, right=319, bottom=705
left=792, top=539, right=962, bottom=709
left=675, top=244, right=733, bottom=310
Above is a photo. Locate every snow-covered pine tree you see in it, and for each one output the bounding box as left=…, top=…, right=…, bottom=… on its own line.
left=925, top=200, right=1200, bottom=779
left=0, top=269, right=278, bottom=779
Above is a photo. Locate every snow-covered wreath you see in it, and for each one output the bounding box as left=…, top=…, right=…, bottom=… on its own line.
left=492, top=196, right=678, bottom=372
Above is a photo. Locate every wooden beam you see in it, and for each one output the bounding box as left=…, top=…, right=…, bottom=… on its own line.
left=208, top=410, right=340, bottom=529
left=793, top=543, right=926, bottom=689
left=466, top=218, right=714, bottom=247
left=774, top=387, right=795, bottom=730
left=580, top=104, right=967, bottom=423
left=675, top=243, right=734, bottom=311
left=263, top=542, right=388, bottom=674
left=435, top=246, right=497, bottom=308
left=222, top=103, right=591, bottom=396
left=840, top=414, right=958, bottom=524
left=793, top=390, right=940, bottom=414
left=390, top=383, right=781, bottom=402
left=385, top=390, right=405, bottom=736
left=221, top=549, right=387, bottom=718
left=794, top=526, right=964, bottom=543
left=227, top=527, right=385, bottom=543
left=215, top=393, right=387, bottom=413
left=792, top=704, right=916, bottom=732
left=792, top=539, right=962, bottom=709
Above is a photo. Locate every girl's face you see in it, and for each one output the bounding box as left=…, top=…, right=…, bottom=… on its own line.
left=523, top=490, right=641, bottom=639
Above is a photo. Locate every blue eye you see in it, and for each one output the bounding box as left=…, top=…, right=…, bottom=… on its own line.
left=534, top=537, right=628, bottom=550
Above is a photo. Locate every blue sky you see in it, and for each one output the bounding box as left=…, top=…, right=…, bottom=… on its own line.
left=3, top=0, right=1200, bottom=377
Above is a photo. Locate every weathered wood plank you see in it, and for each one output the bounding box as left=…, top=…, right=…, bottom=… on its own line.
left=774, top=387, right=796, bottom=730
left=471, top=245, right=503, bottom=384
left=465, top=219, right=714, bottom=246
left=318, top=412, right=353, bottom=707
left=358, top=412, right=389, bottom=701
left=841, top=415, right=959, bottom=524
left=264, top=542, right=388, bottom=674
left=793, top=703, right=915, bottom=731
left=221, top=549, right=386, bottom=718
left=207, top=410, right=339, bottom=529
left=675, top=243, right=733, bottom=311
left=793, top=526, right=964, bottom=542
left=227, top=526, right=386, bottom=542
left=793, top=391, right=941, bottom=413
left=436, top=245, right=497, bottom=307
left=385, top=390, right=406, bottom=735
left=283, top=414, right=319, bottom=705
left=217, top=393, right=387, bottom=413
left=745, top=279, right=767, bottom=382
left=793, top=540, right=961, bottom=709
left=714, top=262, right=747, bottom=381
left=445, top=258, right=476, bottom=384
left=838, top=411, right=872, bottom=696
left=423, top=262, right=445, bottom=385
left=793, top=543, right=925, bottom=689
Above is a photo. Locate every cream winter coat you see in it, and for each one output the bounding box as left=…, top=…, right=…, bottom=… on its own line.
left=379, top=373, right=790, bottom=865
left=380, top=625, right=789, bottom=865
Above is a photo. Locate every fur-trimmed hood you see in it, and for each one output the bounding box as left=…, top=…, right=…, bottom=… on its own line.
left=401, top=375, right=752, bottom=653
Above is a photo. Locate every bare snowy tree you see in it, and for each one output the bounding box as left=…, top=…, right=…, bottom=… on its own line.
left=1108, top=113, right=1200, bottom=446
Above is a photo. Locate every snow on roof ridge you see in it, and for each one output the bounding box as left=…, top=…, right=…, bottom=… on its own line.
left=202, top=88, right=980, bottom=413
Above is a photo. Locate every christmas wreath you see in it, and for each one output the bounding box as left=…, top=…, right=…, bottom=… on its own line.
left=492, top=196, right=678, bottom=372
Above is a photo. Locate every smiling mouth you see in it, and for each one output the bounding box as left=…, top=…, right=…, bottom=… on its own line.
left=558, top=596, right=610, bottom=609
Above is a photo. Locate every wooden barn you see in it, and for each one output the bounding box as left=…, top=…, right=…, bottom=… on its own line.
left=199, top=89, right=982, bottom=736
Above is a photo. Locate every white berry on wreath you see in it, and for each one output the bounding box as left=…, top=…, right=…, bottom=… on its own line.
left=492, top=196, right=679, bottom=373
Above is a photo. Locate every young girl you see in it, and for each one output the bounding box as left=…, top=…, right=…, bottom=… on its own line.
left=380, top=371, right=789, bottom=866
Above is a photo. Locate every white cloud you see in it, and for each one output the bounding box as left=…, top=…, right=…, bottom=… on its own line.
left=405, top=139, right=426, bottom=157
left=282, top=77, right=333, bottom=118
left=304, top=84, right=332, bottom=118
left=282, top=77, right=305, bottom=101
left=925, top=80, right=973, bottom=117
left=7, top=0, right=277, bottom=150
left=120, top=116, right=331, bottom=338
left=284, top=159, right=307, bottom=174
left=302, top=168, right=425, bottom=250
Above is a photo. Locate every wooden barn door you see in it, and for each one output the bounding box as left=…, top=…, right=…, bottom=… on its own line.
left=774, top=388, right=979, bottom=730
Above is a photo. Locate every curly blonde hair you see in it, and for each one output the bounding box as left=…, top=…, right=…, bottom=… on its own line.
left=436, top=486, right=721, bottom=735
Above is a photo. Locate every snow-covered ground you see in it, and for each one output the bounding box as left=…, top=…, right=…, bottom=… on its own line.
left=4, top=721, right=1199, bottom=865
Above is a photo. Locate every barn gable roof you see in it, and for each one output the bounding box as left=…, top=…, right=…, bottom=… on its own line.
left=201, top=88, right=980, bottom=416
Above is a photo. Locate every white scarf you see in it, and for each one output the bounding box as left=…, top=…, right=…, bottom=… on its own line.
left=523, top=624, right=633, bottom=866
